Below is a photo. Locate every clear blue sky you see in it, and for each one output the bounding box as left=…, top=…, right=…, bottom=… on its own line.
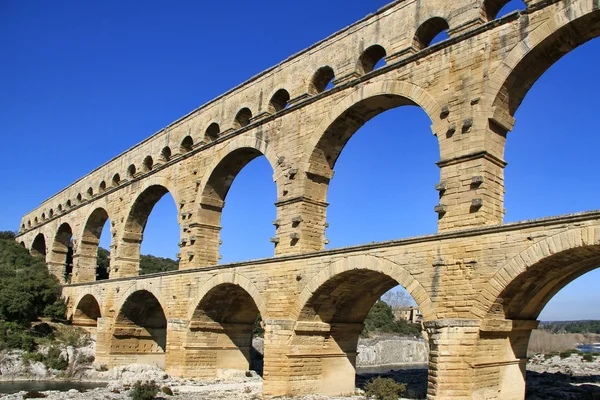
left=1, top=0, right=598, bottom=321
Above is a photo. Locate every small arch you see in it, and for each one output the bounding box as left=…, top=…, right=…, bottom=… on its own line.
left=34, top=217, right=39, bottom=224
left=484, top=0, right=526, bottom=21
left=41, top=213, right=46, bottom=220
left=49, top=209, right=54, bottom=218
left=268, top=89, right=291, bottom=113
left=66, top=199, right=73, bottom=208
left=31, top=233, right=46, bottom=257
left=57, top=204, right=63, bottom=213
left=127, top=164, right=136, bottom=178
left=77, top=193, right=83, bottom=203
left=27, top=220, right=32, bottom=228
left=142, top=156, right=154, bottom=172
left=112, top=174, right=121, bottom=186
left=180, top=135, right=193, bottom=153
left=72, top=294, right=102, bottom=328
left=309, top=66, right=335, bottom=94
left=99, top=181, right=107, bottom=192
left=358, top=44, right=387, bottom=74
left=233, top=108, right=253, bottom=129
left=205, top=123, right=220, bottom=139
left=87, top=187, right=94, bottom=198
left=413, top=17, right=450, bottom=50
left=161, top=146, right=171, bottom=162
left=21, top=224, right=25, bottom=230
left=20, top=241, right=25, bottom=247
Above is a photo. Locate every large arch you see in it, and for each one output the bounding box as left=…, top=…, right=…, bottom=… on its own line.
left=302, top=79, right=442, bottom=195
left=182, top=274, right=265, bottom=377
left=116, top=177, right=180, bottom=277
left=288, top=254, right=432, bottom=396
left=110, top=289, right=168, bottom=368
left=48, top=223, right=74, bottom=283
left=470, top=225, right=600, bottom=399
left=76, top=207, right=111, bottom=283
left=486, top=3, right=600, bottom=122
left=30, top=233, right=47, bottom=257
left=191, top=137, right=279, bottom=266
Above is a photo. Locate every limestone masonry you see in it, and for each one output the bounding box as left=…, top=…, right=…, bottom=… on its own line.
left=15, top=0, right=600, bottom=398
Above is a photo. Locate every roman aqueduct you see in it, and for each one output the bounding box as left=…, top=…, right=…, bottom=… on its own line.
left=15, top=0, right=600, bottom=398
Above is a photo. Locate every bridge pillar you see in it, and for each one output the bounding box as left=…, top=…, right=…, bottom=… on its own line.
left=179, top=201, right=222, bottom=269
left=164, top=319, right=188, bottom=377
left=72, top=238, right=99, bottom=283
left=424, top=319, right=480, bottom=400
left=262, top=319, right=296, bottom=396
left=472, top=319, right=539, bottom=400
left=112, top=231, right=143, bottom=278
left=273, top=197, right=327, bottom=256
left=94, top=316, right=114, bottom=367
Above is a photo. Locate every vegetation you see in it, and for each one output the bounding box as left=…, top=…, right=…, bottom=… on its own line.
left=161, top=386, right=174, bottom=396
left=0, top=232, right=67, bottom=352
left=528, top=329, right=600, bottom=356
left=130, top=380, right=160, bottom=400
left=96, top=247, right=178, bottom=278
left=362, top=300, right=421, bottom=338
left=583, top=353, right=594, bottom=362
left=44, top=345, right=69, bottom=370
left=23, top=392, right=47, bottom=399
left=364, top=377, right=407, bottom=400
left=539, top=320, right=600, bottom=334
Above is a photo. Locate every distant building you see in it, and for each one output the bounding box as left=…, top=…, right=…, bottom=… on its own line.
left=393, top=306, right=422, bottom=324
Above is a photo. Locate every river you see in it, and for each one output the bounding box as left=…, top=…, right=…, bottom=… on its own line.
left=0, top=381, right=106, bottom=394
left=577, top=343, right=600, bottom=353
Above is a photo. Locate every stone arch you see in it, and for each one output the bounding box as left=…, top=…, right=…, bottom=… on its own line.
left=357, top=44, right=386, bottom=75
left=49, top=223, right=74, bottom=283
left=205, top=122, right=220, bottom=140
left=267, top=88, right=291, bottom=113
left=295, top=254, right=434, bottom=321
left=413, top=16, right=450, bottom=50
left=116, top=176, right=181, bottom=277
left=112, top=281, right=168, bottom=321
left=142, top=155, right=154, bottom=172
left=471, top=225, right=600, bottom=320
left=180, top=135, right=194, bottom=153
left=302, top=79, right=442, bottom=201
left=187, top=272, right=267, bottom=320
left=486, top=4, right=600, bottom=125
left=308, top=66, right=335, bottom=94
left=290, top=254, right=432, bottom=396
left=77, top=207, right=111, bottom=282
left=195, top=136, right=280, bottom=208
left=111, top=287, right=168, bottom=368
left=482, top=0, right=524, bottom=21
left=182, top=273, right=265, bottom=377
left=161, top=146, right=172, bottom=162
left=31, top=233, right=46, bottom=257
left=233, top=107, right=253, bottom=129
left=72, top=293, right=102, bottom=328
left=112, top=174, right=121, bottom=187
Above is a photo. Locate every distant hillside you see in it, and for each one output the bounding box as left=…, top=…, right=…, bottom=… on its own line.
left=539, top=320, right=600, bottom=334
left=97, top=247, right=178, bottom=278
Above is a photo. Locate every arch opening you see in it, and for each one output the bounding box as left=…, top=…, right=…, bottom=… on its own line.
left=99, top=181, right=107, bottom=193
left=268, top=89, right=291, bottom=113
left=122, top=185, right=179, bottom=276
left=205, top=123, right=220, bottom=140
left=295, top=269, right=425, bottom=397
left=127, top=164, right=136, bottom=178
left=308, top=93, right=438, bottom=245
left=112, top=174, right=121, bottom=187
left=80, top=208, right=111, bottom=282
left=476, top=246, right=600, bottom=399
left=49, top=209, right=54, bottom=218
left=111, top=290, right=167, bottom=368
left=161, top=146, right=171, bottom=162
left=87, top=187, right=94, bottom=198
left=358, top=45, right=387, bottom=74
left=31, top=233, right=46, bottom=257
left=234, top=108, right=252, bottom=129
left=73, top=294, right=101, bottom=329
left=484, top=0, right=526, bottom=21
left=185, top=283, right=262, bottom=376
left=309, top=66, right=335, bottom=94
left=143, top=156, right=154, bottom=172
left=413, top=17, right=450, bottom=50
left=180, top=135, right=193, bottom=153
left=50, top=223, right=74, bottom=283
left=200, top=148, right=276, bottom=263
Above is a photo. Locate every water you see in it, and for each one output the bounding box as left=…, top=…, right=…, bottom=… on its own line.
left=0, top=381, right=106, bottom=394
left=577, top=344, right=600, bottom=353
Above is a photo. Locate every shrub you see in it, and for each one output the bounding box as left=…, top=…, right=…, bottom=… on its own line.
left=364, top=377, right=406, bottom=400
left=583, top=353, right=594, bottom=362
left=23, top=351, right=45, bottom=363
left=44, top=346, right=68, bottom=370
left=56, top=325, right=90, bottom=347
left=559, top=349, right=578, bottom=359
left=23, top=392, right=46, bottom=399
left=130, top=380, right=159, bottom=400
left=161, top=386, right=173, bottom=396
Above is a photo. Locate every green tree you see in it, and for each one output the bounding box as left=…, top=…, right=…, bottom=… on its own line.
left=362, top=300, right=421, bottom=337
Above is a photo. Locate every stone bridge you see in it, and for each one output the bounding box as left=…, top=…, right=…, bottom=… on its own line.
left=14, top=0, right=600, bottom=398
